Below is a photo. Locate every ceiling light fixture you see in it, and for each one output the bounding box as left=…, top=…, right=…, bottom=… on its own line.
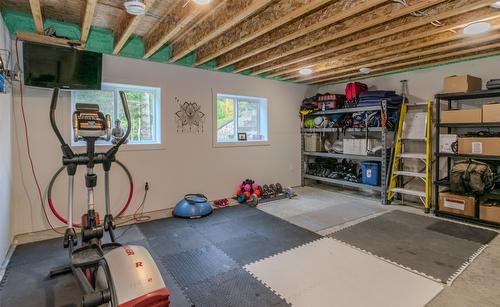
left=299, top=68, right=313, bottom=76
left=192, top=0, right=211, bottom=4
left=359, top=67, right=372, bottom=74
left=491, top=1, right=500, bottom=9
left=463, top=21, right=491, bottom=35
left=124, top=0, right=146, bottom=15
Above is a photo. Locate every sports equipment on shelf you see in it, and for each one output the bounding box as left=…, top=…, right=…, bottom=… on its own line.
left=48, top=88, right=169, bottom=307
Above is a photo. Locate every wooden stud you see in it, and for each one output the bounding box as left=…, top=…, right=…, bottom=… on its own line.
left=232, top=0, right=487, bottom=73
left=143, top=0, right=223, bottom=59
left=194, top=0, right=333, bottom=66
left=169, top=0, right=274, bottom=63
left=17, top=31, right=84, bottom=49
left=314, top=47, right=500, bottom=85
left=214, top=0, right=388, bottom=70
left=302, top=30, right=500, bottom=83
left=113, top=0, right=157, bottom=55
left=286, top=15, right=500, bottom=80
left=310, top=41, right=500, bottom=84
left=29, top=0, right=44, bottom=34
left=80, top=0, right=98, bottom=43
left=268, top=10, right=500, bottom=78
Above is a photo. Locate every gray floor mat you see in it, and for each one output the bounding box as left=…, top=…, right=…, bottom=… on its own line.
left=162, top=244, right=239, bottom=287
left=426, top=220, right=497, bottom=244
left=185, top=268, right=290, bottom=307
left=331, top=210, right=496, bottom=283
left=147, top=226, right=212, bottom=257
left=287, top=202, right=385, bottom=232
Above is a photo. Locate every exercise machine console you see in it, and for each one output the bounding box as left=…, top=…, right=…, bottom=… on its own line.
left=48, top=88, right=170, bottom=307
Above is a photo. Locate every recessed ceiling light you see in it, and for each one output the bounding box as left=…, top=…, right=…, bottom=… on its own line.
left=491, top=1, right=500, bottom=9
left=299, top=68, right=313, bottom=76
left=124, top=0, right=146, bottom=15
left=359, top=67, right=372, bottom=74
left=193, top=0, right=211, bottom=4
left=463, top=21, right=491, bottom=35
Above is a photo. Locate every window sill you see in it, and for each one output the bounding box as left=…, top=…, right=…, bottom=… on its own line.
left=213, top=141, right=270, bottom=148
left=71, top=143, right=165, bottom=152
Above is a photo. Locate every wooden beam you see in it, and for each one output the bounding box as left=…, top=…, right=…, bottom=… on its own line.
left=29, top=0, right=43, bottom=34
left=314, top=47, right=500, bottom=85
left=80, top=0, right=98, bottom=43
left=284, top=13, right=500, bottom=80
left=310, top=41, right=500, bottom=84
left=17, top=31, right=84, bottom=49
left=233, top=0, right=474, bottom=73
left=261, top=2, right=499, bottom=77
left=113, top=0, right=157, bottom=54
left=301, top=30, right=500, bottom=82
left=143, top=0, right=223, bottom=59
left=169, top=0, right=273, bottom=63
left=214, top=0, right=388, bottom=70
left=194, top=0, right=334, bottom=65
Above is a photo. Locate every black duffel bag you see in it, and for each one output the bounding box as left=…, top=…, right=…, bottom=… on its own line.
left=486, top=79, right=500, bottom=90
left=450, top=160, right=495, bottom=195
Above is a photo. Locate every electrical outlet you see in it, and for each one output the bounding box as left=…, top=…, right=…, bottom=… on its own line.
left=145, top=181, right=150, bottom=191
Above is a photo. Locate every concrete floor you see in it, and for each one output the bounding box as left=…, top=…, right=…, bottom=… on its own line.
left=259, top=185, right=500, bottom=307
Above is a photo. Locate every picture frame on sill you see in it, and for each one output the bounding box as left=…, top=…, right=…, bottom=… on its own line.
left=238, top=132, right=247, bottom=141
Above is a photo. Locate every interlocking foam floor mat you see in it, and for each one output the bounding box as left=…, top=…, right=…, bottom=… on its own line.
left=244, top=237, right=443, bottom=307
left=330, top=210, right=498, bottom=283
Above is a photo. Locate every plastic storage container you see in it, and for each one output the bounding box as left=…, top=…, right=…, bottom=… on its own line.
left=361, top=162, right=381, bottom=186
left=304, top=133, right=324, bottom=152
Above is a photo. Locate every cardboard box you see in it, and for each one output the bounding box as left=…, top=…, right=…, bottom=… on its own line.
left=304, top=133, right=324, bottom=152
left=480, top=204, right=500, bottom=223
left=440, top=108, right=482, bottom=124
left=439, top=191, right=476, bottom=217
left=458, top=137, right=500, bottom=156
left=482, top=103, right=500, bottom=123
left=439, top=134, right=457, bottom=153
left=443, top=75, right=482, bottom=93
left=343, top=138, right=381, bottom=156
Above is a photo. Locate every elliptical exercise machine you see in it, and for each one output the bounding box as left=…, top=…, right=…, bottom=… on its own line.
left=48, top=88, right=170, bottom=307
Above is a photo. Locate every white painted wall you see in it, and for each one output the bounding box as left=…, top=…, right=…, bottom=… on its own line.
left=318, top=54, right=500, bottom=101
left=11, top=50, right=313, bottom=235
left=0, top=15, right=13, bottom=263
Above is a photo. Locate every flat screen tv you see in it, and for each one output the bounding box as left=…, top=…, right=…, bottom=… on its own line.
left=23, top=42, right=102, bottom=90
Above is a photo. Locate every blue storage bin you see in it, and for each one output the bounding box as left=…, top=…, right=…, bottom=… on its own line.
left=361, top=162, right=381, bottom=186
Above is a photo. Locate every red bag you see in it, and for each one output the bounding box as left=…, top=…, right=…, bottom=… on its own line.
left=345, top=82, right=368, bottom=101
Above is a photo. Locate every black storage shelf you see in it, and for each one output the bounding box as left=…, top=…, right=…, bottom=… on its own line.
left=437, top=122, right=500, bottom=128
left=434, top=89, right=500, bottom=228
left=436, top=152, right=500, bottom=161
left=435, top=88, right=500, bottom=100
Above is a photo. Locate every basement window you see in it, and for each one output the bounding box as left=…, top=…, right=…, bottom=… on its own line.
left=215, top=93, right=268, bottom=146
left=71, top=83, right=161, bottom=146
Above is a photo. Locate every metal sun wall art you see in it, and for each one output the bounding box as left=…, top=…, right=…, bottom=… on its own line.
left=175, top=97, right=205, bottom=133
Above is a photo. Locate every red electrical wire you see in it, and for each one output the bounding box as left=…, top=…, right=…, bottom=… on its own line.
left=15, top=38, right=63, bottom=235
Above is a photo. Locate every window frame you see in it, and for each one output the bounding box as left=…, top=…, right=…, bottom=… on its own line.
left=213, top=92, right=269, bottom=148
left=70, top=82, right=163, bottom=150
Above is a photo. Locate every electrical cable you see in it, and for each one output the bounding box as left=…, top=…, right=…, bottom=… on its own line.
left=115, top=183, right=151, bottom=240
left=15, top=38, right=63, bottom=234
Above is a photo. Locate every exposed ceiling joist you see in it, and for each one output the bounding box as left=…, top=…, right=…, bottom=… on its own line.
left=197, top=0, right=352, bottom=66
left=80, top=0, right=97, bottom=43
left=28, top=0, right=43, bottom=34
left=303, top=30, right=500, bottom=83
left=113, top=0, right=157, bottom=54
left=280, top=10, right=500, bottom=79
left=251, top=0, right=497, bottom=76
left=232, top=0, right=449, bottom=73
left=17, top=31, right=84, bottom=49
left=143, top=0, right=222, bottom=59
left=314, top=45, right=500, bottom=85
left=169, top=0, right=273, bottom=63
left=214, top=0, right=389, bottom=70
left=194, top=0, right=335, bottom=66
